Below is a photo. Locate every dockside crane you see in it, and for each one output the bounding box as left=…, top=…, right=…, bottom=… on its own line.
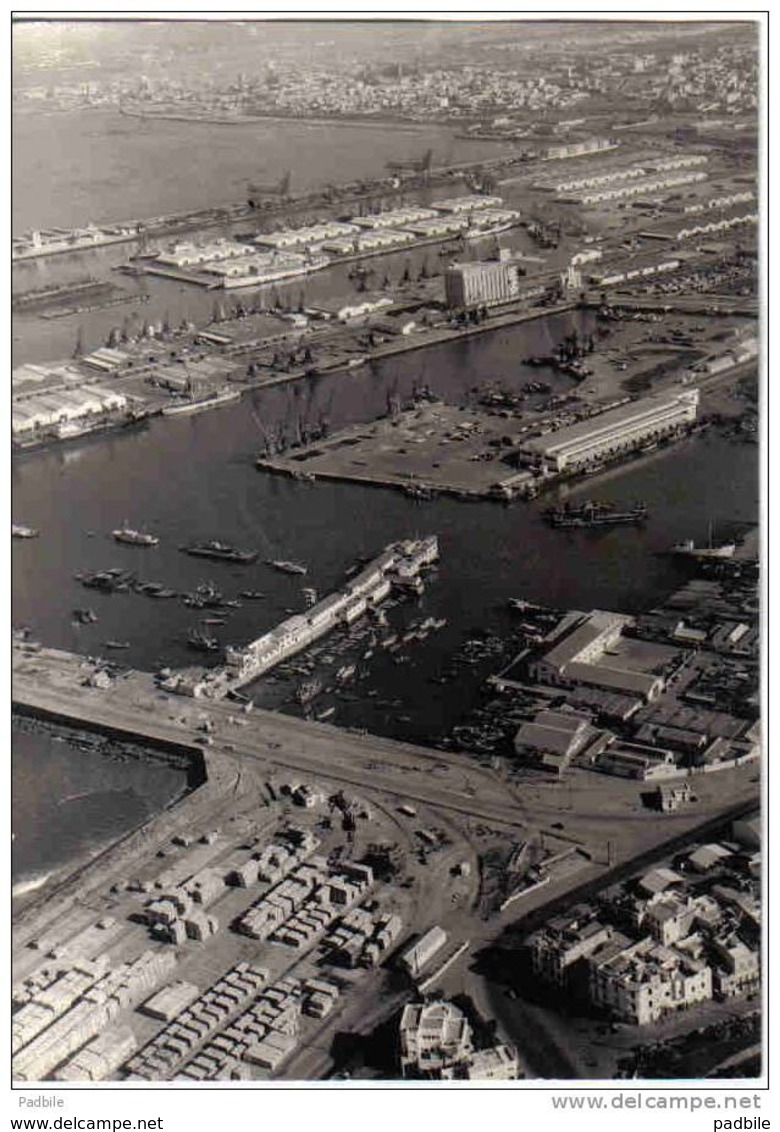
left=247, top=170, right=291, bottom=208
left=385, top=148, right=434, bottom=181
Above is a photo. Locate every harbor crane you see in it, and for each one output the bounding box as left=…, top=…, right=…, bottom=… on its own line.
left=247, top=170, right=291, bottom=208
left=385, top=148, right=433, bottom=178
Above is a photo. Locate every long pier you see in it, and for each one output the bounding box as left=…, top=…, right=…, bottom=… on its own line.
left=165, top=536, right=439, bottom=698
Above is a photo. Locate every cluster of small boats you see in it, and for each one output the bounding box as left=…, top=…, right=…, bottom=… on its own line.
left=183, top=582, right=242, bottom=610
left=259, top=601, right=448, bottom=721
left=428, top=630, right=505, bottom=687
left=77, top=568, right=178, bottom=599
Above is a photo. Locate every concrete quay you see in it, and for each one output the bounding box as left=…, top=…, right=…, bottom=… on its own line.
left=12, top=643, right=526, bottom=831
left=13, top=640, right=760, bottom=870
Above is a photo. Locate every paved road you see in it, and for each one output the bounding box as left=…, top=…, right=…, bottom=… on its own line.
left=12, top=668, right=528, bottom=830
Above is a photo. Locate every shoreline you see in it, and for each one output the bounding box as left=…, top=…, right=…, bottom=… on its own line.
left=118, top=105, right=459, bottom=134
left=11, top=300, right=576, bottom=456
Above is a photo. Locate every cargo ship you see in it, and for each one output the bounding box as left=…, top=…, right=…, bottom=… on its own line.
left=162, top=388, right=241, bottom=416
left=463, top=222, right=515, bottom=240
left=182, top=541, right=258, bottom=564
left=13, top=407, right=155, bottom=453
left=544, top=501, right=648, bottom=529
left=113, top=525, right=159, bottom=547
left=266, top=559, right=308, bottom=576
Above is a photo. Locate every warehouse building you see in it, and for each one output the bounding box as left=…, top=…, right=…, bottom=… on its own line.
left=405, top=216, right=468, bottom=239
left=12, top=385, right=128, bottom=440
left=561, top=171, right=707, bottom=205
left=514, top=708, right=599, bottom=773
left=518, top=389, right=700, bottom=475
left=431, top=195, right=504, bottom=213
left=352, top=206, right=439, bottom=230
left=156, top=240, right=255, bottom=267
left=254, top=221, right=359, bottom=249
left=542, top=137, right=617, bottom=161
left=399, top=926, right=448, bottom=977
left=321, top=228, right=412, bottom=254
left=529, top=609, right=672, bottom=704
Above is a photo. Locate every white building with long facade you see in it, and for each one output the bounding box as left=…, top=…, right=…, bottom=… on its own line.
left=519, top=390, right=700, bottom=475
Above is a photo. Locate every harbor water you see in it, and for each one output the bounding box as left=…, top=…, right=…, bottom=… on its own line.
left=12, top=726, right=187, bottom=895
left=12, top=108, right=512, bottom=234
left=12, top=321, right=759, bottom=884
left=12, top=106, right=759, bottom=887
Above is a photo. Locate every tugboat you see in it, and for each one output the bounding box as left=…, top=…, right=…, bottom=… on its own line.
left=266, top=559, right=308, bottom=576
left=113, top=524, right=159, bottom=547
left=183, top=581, right=229, bottom=609
left=182, top=541, right=258, bottom=564
left=669, top=536, right=736, bottom=560
left=668, top=521, right=736, bottom=560
left=138, top=582, right=177, bottom=599
left=187, top=628, right=221, bottom=653
left=73, top=608, right=98, bottom=624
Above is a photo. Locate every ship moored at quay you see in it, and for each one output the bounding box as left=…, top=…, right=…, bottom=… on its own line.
left=159, top=535, right=439, bottom=699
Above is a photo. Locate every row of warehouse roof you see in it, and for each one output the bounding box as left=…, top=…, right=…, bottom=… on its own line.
left=534, top=152, right=708, bottom=194
left=12, top=385, right=128, bottom=438
left=561, top=170, right=708, bottom=205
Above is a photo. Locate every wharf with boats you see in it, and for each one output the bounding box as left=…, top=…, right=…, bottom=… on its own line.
left=158, top=536, right=439, bottom=699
